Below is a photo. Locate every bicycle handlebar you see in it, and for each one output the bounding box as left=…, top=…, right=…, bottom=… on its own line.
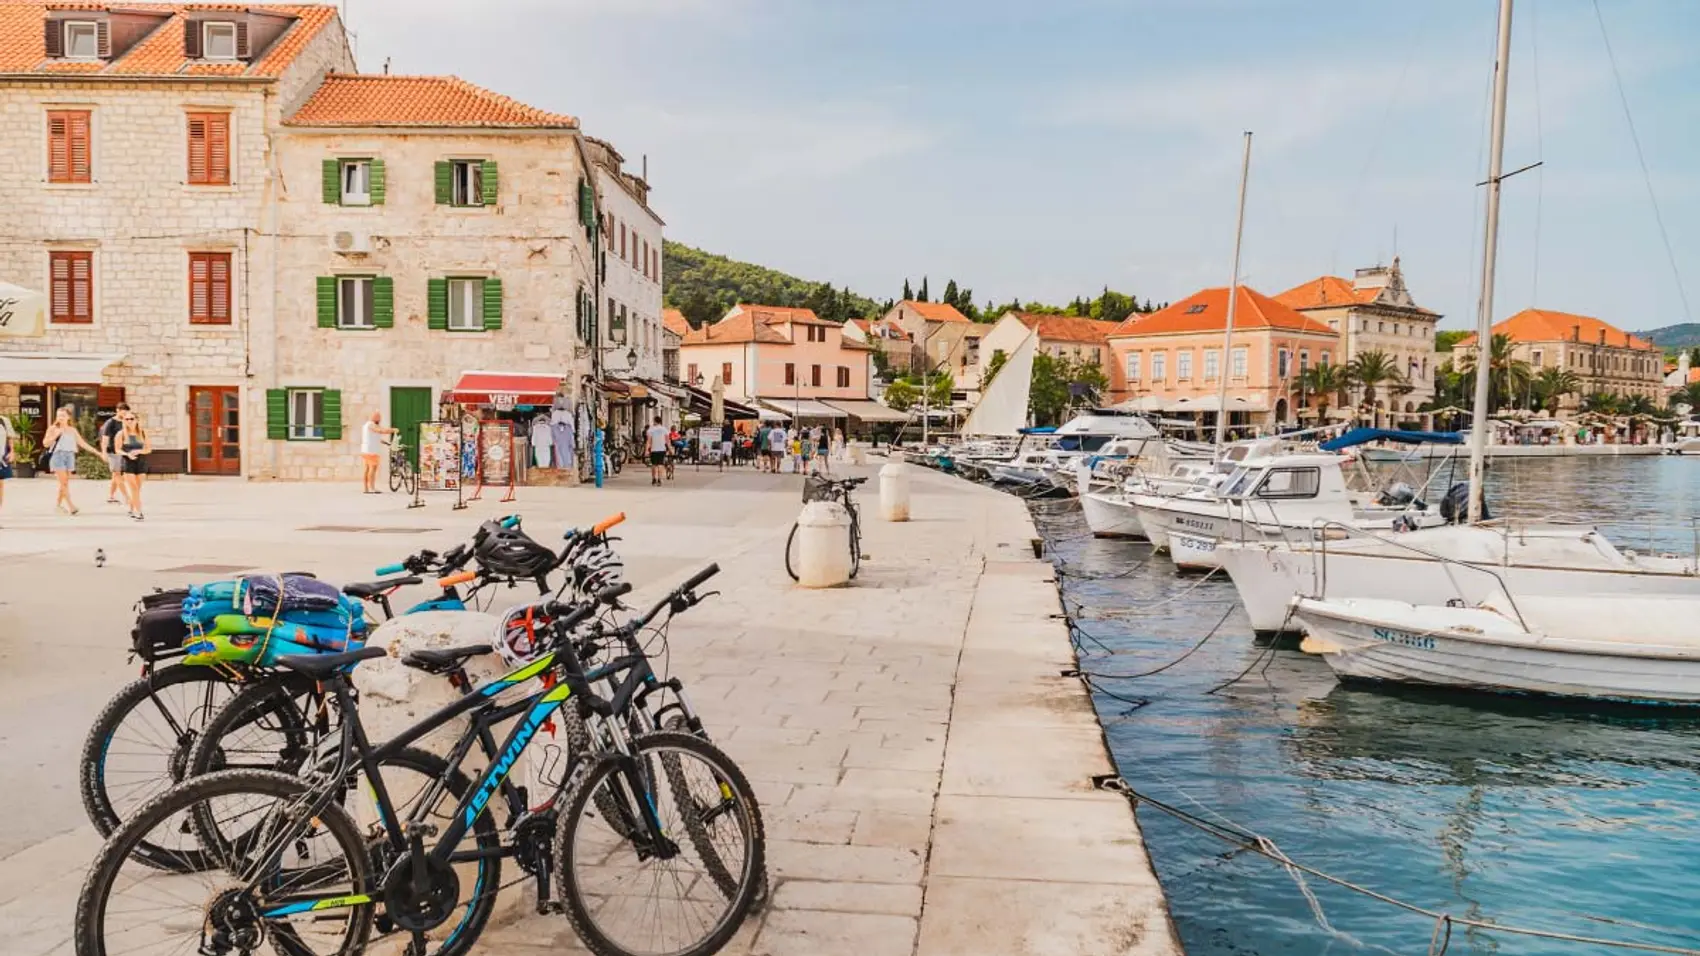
left=439, top=570, right=476, bottom=588
left=374, top=562, right=406, bottom=576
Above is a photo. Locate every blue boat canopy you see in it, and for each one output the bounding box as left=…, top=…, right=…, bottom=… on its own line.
left=1319, top=427, right=1464, bottom=451
left=1019, top=426, right=1058, bottom=435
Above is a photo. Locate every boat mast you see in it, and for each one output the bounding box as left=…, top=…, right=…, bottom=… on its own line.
left=1214, top=131, right=1253, bottom=448
left=1468, top=0, right=1514, bottom=523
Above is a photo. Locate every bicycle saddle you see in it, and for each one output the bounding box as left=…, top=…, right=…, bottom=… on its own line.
left=342, top=576, right=423, bottom=599
left=402, top=643, right=495, bottom=675
left=274, top=645, right=387, bottom=679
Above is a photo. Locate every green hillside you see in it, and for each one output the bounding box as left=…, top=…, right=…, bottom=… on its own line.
left=1641, top=323, right=1700, bottom=351
left=663, top=241, right=880, bottom=329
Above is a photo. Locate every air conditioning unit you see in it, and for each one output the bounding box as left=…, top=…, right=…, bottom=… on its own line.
left=332, top=231, right=372, bottom=255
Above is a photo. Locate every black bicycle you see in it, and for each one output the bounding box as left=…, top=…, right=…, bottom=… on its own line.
left=785, top=475, right=866, bottom=580
left=76, top=567, right=765, bottom=956
left=387, top=441, right=417, bottom=496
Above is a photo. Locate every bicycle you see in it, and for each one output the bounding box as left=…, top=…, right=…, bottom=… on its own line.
left=387, top=441, right=417, bottom=496
left=785, top=475, right=867, bottom=580
left=77, top=566, right=765, bottom=956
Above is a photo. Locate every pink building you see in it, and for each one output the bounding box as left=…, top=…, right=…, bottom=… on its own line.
left=678, top=304, right=874, bottom=417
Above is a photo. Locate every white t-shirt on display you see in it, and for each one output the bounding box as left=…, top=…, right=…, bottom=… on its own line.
left=646, top=425, right=670, bottom=453
left=361, top=421, right=383, bottom=454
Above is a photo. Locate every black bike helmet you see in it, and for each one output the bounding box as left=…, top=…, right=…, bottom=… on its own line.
left=472, top=520, right=558, bottom=579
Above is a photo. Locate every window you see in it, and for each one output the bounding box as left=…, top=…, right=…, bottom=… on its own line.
left=612, top=303, right=628, bottom=344
left=447, top=278, right=484, bottom=331
left=811, top=365, right=822, bottom=387
left=47, top=110, right=91, bottom=183
left=1328, top=319, right=1339, bottom=330
left=1151, top=352, right=1167, bottom=382
left=837, top=366, right=850, bottom=388
left=720, top=363, right=733, bottom=387
left=1125, top=353, right=1141, bottom=381
left=1378, top=321, right=1385, bottom=333
left=49, top=250, right=93, bottom=324
left=202, top=21, right=237, bottom=60
left=1278, top=349, right=1290, bottom=379
left=1185, top=304, right=1206, bottom=314
left=1203, top=350, right=1220, bottom=381
left=1176, top=351, right=1193, bottom=381
left=450, top=160, right=483, bottom=206
left=288, top=388, right=323, bottom=440
left=784, top=363, right=795, bottom=386
left=620, top=223, right=627, bottom=259
left=340, top=159, right=370, bottom=205
left=1254, top=467, right=1321, bottom=499
left=336, top=276, right=373, bottom=329
left=189, top=252, right=232, bottom=325
left=804, top=325, right=827, bottom=343
left=1231, top=347, right=1248, bottom=379
left=687, top=363, right=698, bottom=384
left=186, top=112, right=230, bottom=185
left=64, top=20, right=99, bottom=59
left=1300, top=350, right=1310, bottom=373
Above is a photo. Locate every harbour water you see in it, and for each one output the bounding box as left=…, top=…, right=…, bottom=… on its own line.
left=1034, top=456, right=1700, bottom=955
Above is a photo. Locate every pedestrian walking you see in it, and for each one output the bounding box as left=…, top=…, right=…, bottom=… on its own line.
left=767, top=424, right=787, bottom=473
left=43, top=407, right=99, bottom=516
left=0, top=415, right=12, bottom=523
left=99, top=403, right=129, bottom=504
left=645, top=416, right=670, bottom=486
left=720, top=420, right=735, bottom=471
left=815, top=425, right=832, bottom=474
left=115, top=410, right=152, bottom=520
left=754, top=424, right=770, bottom=472
left=360, top=411, right=397, bottom=494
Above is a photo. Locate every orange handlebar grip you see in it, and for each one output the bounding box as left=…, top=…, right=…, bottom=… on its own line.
left=439, top=570, right=476, bottom=587
left=592, top=512, right=626, bottom=535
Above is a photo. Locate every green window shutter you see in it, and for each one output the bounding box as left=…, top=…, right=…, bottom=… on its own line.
left=369, top=159, right=385, bottom=205
left=482, top=277, right=503, bottom=330
left=480, top=160, right=498, bottom=205
left=373, top=276, right=394, bottom=328
left=322, top=389, right=343, bottom=441
left=578, top=179, right=593, bottom=228
left=434, top=161, right=452, bottom=205
left=265, top=388, right=287, bottom=440
left=316, top=276, right=337, bottom=328
left=322, top=159, right=340, bottom=204
left=427, top=278, right=448, bottom=330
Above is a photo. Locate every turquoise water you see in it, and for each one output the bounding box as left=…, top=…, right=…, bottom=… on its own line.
left=1035, top=456, right=1700, bottom=955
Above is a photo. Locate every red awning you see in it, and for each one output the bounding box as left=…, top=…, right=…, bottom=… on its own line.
left=447, top=371, right=568, bottom=406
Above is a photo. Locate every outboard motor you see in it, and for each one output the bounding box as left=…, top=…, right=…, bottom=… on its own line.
left=1377, top=481, right=1416, bottom=507
left=1438, top=481, right=1487, bottom=524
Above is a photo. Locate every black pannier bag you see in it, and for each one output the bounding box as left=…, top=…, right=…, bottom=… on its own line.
left=132, top=605, right=190, bottom=661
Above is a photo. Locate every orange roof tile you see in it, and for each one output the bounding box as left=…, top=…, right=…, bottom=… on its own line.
left=1010, top=311, right=1120, bottom=345
left=901, top=300, right=969, bottom=324
left=661, top=308, right=690, bottom=337
left=1454, top=308, right=1656, bottom=351
left=727, top=304, right=835, bottom=326
left=287, top=73, right=577, bottom=128
left=1108, top=286, right=1338, bottom=338
left=681, top=312, right=791, bottom=346
left=0, top=3, right=340, bottom=78
left=1274, top=275, right=1380, bottom=311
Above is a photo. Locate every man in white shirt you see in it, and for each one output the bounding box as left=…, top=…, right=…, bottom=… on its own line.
left=645, top=416, right=671, bottom=486
left=767, top=425, right=788, bottom=472
left=360, top=411, right=397, bottom=494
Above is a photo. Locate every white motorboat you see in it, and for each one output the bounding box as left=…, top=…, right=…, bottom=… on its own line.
left=1217, top=522, right=1700, bottom=637
left=991, top=409, right=1164, bottom=488
left=1079, top=457, right=1229, bottom=539
left=1291, top=593, right=1700, bottom=705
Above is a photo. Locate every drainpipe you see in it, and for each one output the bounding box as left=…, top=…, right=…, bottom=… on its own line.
left=265, top=93, right=284, bottom=480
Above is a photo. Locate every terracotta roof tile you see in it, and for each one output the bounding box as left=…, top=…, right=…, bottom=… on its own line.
left=1454, top=308, right=1656, bottom=351
left=661, top=308, right=689, bottom=336
left=680, top=311, right=791, bottom=346
left=0, top=3, right=340, bottom=78
left=1274, top=275, right=1378, bottom=310
left=901, top=300, right=969, bottom=324
left=1010, top=311, right=1120, bottom=344
left=1108, top=286, right=1338, bottom=338
left=727, top=303, right=835, bottom=326
left=287, top=73, right=577, bottom=128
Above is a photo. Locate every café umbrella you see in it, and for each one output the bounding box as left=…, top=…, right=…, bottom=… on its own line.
left=0, top=282, right=47, bottom=338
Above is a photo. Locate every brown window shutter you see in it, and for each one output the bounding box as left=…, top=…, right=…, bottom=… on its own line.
left=50, top=254, right=70, bottom=322
left=184, top=19, right=201, bottom=58
left=96, top=20, right=109, bottom=57
left=210, top=253, right=230, bottom=321
left=234, top=20, right=249, bottom=58
left=71, top=254, right=91, bottom=321
left=46, top=114, right=68, bottom=182
left=45, top=19, right=62, bottom=57
left=186, top=115, right=207, bottom=183
left=210, top=114, right=229, bottom=183
left=189, top=254, right=209, bottom=322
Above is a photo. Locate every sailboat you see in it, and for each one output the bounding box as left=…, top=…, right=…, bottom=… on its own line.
left=1285, top=0, right=1700, bottom=704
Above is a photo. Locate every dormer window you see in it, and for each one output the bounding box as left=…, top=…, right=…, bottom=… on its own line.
left=202, top=21, right=238, bottom=60
left=64, top=20, right=100, bottom=59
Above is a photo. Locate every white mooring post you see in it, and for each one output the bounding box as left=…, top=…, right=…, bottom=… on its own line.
left=794, top=500, right=853, bottom=587
left=879, top=462, right=910, bottom=522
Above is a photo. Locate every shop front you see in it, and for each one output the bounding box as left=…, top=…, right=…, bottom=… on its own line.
left=0, top=351, right=131, bottom=464
left=444, top=370, right=580, bottom=487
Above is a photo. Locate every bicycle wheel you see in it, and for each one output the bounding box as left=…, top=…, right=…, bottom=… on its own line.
left=75, top=769, right=374, bottom=956
left=402, top=461, right=418, bottom=497
left=848, top=509, right=862, bottom=579
left=186, top=676, right=320, bottom=778
left=78, top=665, right=246, bottom=870
left=554, top=732, right=765, bottom=956
left=784, top=523, right=800, bottom=581
left=389, top=460, right=404, bottom=493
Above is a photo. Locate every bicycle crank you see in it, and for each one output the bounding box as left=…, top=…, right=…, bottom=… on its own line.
left=380, top=853, right=461, bottom=933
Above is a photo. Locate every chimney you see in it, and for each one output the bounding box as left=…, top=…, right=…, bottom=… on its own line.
left=1598, top=329, right=1607, bottom=346
left=1573, top=325, right=1581, bottom=342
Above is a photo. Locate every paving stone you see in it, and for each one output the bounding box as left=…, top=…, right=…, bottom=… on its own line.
left=929, top=794, right=1165, bottom=886
left=770, top=879, right=924, bottom=917
left=768, top=839, right=926, bottom=883
left=917, top=876, right=1179, bottom=956
left=851, top=810, right=933, bottom=851
left=754, top=909, right=918, bottom=956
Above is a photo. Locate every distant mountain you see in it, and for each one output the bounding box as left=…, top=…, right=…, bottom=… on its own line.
left=1639, top=324, right=1700, bottom=350
left=662, top=241, right=880, bottom=329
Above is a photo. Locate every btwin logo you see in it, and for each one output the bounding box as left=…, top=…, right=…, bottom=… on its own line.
left=463, top=706, right=550, bottom=827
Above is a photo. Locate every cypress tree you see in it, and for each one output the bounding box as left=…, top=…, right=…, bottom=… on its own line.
left=918, top=276, right=929, bottom=302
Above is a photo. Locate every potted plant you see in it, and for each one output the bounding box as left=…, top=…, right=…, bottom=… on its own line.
left=7, top=411, right=38, bottom=478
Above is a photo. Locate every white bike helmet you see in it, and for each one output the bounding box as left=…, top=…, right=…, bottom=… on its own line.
left=494, top=602, right=552, bottom=667
left=574, top=543, right=625, bottom=599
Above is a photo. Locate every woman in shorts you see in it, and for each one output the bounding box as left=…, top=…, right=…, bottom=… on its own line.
left=116, top=410, right=152, bottom=520
left=42, top=407, right=100, bottom=516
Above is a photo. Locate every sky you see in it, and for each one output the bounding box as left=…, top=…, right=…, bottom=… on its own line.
left=322, top=0, right=1697, bottom=331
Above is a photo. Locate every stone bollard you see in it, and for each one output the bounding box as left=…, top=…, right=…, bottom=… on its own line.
left=849, top=442, right=868, bottom=466
left=880, top=462, right=910, bottom=522
left=795, top=500, right=853, bottom=587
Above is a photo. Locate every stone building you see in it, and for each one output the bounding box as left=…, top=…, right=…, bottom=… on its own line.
left=678, top=304, right=878, bottom=422
left=1274, top=259, right=1442, bottom=414
left=272, top=73, right=595, bottom=480
left=0, top=2, right=352, bottom=474
left=1454, top=308, right=1663, bottom=410
left=588, top=137, right=664, bottom=383
left=879, top=300, right=980, bottom=392
left=975, top=311, right=1121, bottom=399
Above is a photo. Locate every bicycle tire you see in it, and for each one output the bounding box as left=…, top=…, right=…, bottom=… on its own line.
left=75, top=769, right=374, bottom=956
left=553, top=732, right=766, bottom=956
left=389, top=463, right=403, bottom=493
left=78, top=665, right=244, bottom=870
left=848, top=507, right=862, bottom=579
left=185, top=676, right=319, bottom=779
left=784, top=523, right=800, bottom=581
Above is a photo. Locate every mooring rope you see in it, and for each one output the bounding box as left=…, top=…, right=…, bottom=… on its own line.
left=1071, top=603, right=1236, bottom=681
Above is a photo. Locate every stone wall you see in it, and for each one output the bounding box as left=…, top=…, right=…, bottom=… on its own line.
left=595, top=164, right=664, bottom=381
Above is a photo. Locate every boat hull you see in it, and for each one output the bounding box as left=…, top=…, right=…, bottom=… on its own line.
left=1079, top=492, right=1148, bottom=539
left=1293, top=600, right=1700, bottom=704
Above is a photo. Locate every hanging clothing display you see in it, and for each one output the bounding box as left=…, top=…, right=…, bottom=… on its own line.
left=530, top=416, right=553, bottom=469
left=553, top=415, right=576, bottom=470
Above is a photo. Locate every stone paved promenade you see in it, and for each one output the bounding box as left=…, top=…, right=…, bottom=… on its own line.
left=0, top=458, right=1176, bottom=955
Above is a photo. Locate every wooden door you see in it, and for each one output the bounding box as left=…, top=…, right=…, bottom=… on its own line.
left=189, top=386, right=240, bottom=475
left=389, top=387, right=433, bottom=468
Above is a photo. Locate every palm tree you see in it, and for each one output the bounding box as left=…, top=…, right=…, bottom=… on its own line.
left=1671, top=382, right=1700, bottom=412
left=1346, top=350, right=1405, bottom=410
left=1529, top=367, right=1582, bottom=415
left=1623, top=394, right=1657, bottom=417
left=1298, top=364, right=1352, bottom=422
left=1581, top=391, right=1621, bottom=415
left=1457, top=333, right=1532, bottom=412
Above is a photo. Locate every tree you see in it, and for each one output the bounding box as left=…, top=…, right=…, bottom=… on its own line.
left=1529, top=367, right=1582, bottom=414
left=883, top=378, right=919, bottom=411
left=1624, top=394, right=1657, bottom=417
left=1346, top=350, right=1406, bottom=409
left=1581, top=391, right=1621, bottom=415
left=677, top=288, right=721, bottom=329
left=1299, top=363, right=1352, bottom=421
left=981, top=349, right=1008, bottom=388
left=1028, top=354, right=1108, bottom=425
left=942, top=279, right=959, bottom=311
left=918, top=276, right=929, bottom=302
left=1435, top=329, right=1472, bottom=352
left=1689, top=346, right=1700, bottom=367
left=1672, top=382, right=1700, bottom=412
left=1456, top=333, right=1531, bottom=412
left=870, top=347, right=894, bottom=381
left=902, top=279, right=913, bottom=301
